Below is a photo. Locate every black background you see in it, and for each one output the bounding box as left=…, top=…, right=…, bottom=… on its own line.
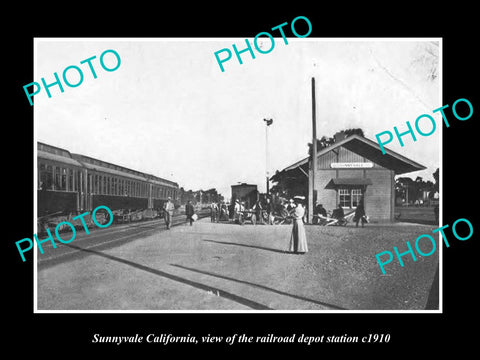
left=5, top=4, right=477, bottom=356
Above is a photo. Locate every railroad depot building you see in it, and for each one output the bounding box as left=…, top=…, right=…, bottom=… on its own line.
left=271, top=133, right=426, bottom=222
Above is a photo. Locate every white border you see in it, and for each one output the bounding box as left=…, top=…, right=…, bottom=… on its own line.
left=33, top=37, right=443, bottom=314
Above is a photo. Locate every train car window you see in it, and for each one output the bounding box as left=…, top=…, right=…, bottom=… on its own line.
left=77, top=171, right=82, bottom=193
left=39, top=163, right=54, bottom=190
left=86, top=174, right=90, bottom=194
left=60, top=168, right=67, bottom=191
left=94, top=175, right=98, bottom=194
left=53, top=167, right=58, bottom=190
left=68, top=169, right=74, bottom=191
left=54, top=167, right=62, bottom=191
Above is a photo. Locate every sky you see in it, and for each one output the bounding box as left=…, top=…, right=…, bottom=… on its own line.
left=35, top=38, right=440, bottom=199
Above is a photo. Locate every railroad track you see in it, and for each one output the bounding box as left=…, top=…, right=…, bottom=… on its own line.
left=37, top=210, right=211, bottom=267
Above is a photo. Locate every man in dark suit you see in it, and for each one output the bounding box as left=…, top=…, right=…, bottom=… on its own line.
left=185, top=200, right=195, bottom=226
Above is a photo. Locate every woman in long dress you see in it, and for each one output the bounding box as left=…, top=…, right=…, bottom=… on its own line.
left=289, top=196, right=308, bottom=254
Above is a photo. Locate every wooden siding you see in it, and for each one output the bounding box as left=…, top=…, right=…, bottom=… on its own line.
left=318, top=146, right=386, bottom=169
left=314, top=159, right=394, bottom=221
left=363, top=169, right=393, bottom=221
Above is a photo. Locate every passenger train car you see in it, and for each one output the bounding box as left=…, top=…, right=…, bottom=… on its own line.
left=37, top=142, right=179, bottom=228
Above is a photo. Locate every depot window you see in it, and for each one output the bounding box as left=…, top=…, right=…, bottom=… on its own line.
left=339, top=188, right=362, bottom=208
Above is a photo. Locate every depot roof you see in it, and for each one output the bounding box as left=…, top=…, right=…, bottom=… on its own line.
left=272, top=134, right=426, bottom=180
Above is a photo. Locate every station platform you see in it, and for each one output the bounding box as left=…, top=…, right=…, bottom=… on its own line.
left=37, top=218, right=439, bottom=311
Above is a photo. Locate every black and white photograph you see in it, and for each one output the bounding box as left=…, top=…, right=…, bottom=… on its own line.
left=6, top=7, right=478, bottom=355
left=33, top=38, right=441, bottom=312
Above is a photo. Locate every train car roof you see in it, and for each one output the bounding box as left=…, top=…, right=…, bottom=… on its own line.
left=37, top=142, right=178, bottom=187
left=71, top=153, right=150, bottom=181
left=72, top=153, right=178, bottom=187
left=146, top=175, right=179, bottom=188
left=37, top=142, right=84, bottom=168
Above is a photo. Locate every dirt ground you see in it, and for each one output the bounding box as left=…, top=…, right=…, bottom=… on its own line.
left=36, top=218, right=439, bottom=311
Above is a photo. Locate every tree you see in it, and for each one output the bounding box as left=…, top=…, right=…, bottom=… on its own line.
left=307, top=128, right=364, bottom=157
left=395, top=175, right=435, bottom=205
left=432, top=168, right=439, bottom=193
left=270, top=170, right=308, bottom=200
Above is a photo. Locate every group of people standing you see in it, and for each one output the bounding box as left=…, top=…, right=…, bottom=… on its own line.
left=208, top=196, right=308, bottom=255
left=164, top=194, right=367, bottom=255
left=209, top=198, right=276, bottom=225
left=210, top=198, right=274, bottom=225
left=313, top=195, right=368, bottom=228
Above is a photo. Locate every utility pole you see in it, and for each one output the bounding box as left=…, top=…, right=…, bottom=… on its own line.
left=264, top=118, right=273, bottom=195
left=309, top=77, right=317, bottom=223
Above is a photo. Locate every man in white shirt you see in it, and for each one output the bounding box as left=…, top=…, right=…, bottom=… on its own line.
left=163, top=197, right=175, bottom=229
